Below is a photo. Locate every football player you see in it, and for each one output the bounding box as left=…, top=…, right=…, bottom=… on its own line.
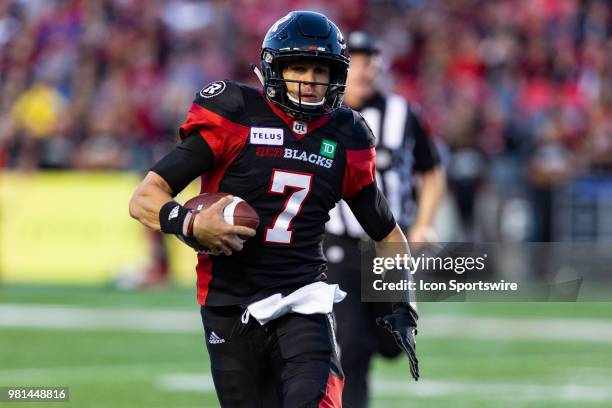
left=325, top=31, right=446, bottom=407
left=129, top=11, right=418, bottom=407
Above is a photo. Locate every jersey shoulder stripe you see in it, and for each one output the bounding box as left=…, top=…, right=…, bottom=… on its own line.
left=342, top=146, right=376, bottom=199
left=327, top=107, right=377, bottom=199
left=179, top=81, right=251, bottom=163
left=180, top=103, right=249, bottom=140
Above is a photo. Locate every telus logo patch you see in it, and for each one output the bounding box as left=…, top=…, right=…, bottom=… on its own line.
left=250, top=127, right=284, bottom=146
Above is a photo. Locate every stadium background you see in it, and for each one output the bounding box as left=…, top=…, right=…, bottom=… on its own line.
left=1, top=0, right=611, bottom=407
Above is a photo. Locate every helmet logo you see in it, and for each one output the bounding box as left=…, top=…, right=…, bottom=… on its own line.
left=199, top=81, right=226, bottom=98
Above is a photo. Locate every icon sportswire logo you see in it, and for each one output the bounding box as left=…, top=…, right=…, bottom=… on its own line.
left=208, top=331, right=225, bottom=344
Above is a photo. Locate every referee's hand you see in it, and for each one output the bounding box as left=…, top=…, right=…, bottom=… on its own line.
left=192, top=196, right=256, bottom=256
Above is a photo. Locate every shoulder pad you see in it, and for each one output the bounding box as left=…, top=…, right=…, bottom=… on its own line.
left=351, top=110, right=376, bottom=149
left=330, top=107, right=375, bottom=150
left=193, top=80, right=245, bottom=121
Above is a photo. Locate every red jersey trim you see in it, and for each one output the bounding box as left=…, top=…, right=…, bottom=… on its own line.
left=179, top=103, right=250, bottom=305
left=263, top=94, right=330, bottom=139
left=318, top=373, right=344, bottom=408
left=179, top=103, right=249, bottom=159
left=342, top=147, right=376, bottom=199
left=196, top=254, right=213, bottom=305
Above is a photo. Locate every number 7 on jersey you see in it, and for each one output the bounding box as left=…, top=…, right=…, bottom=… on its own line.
left=264, top=169, right=313, bottom=244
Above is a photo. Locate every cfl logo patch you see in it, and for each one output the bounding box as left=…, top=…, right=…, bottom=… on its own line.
left=293, top=120, right=308, bottom=135
left=200, top=81, right=226, bottom=98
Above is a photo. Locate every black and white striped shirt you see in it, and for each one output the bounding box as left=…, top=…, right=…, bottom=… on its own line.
left=326, top=92, right=440, bottom=238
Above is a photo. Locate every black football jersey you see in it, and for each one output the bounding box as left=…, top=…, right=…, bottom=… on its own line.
left=179, top=80, right=378, bottom=306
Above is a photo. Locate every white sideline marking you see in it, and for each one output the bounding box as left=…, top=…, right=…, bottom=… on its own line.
left=424, top=315, right=612, bottom=343
left=1, top=304, right=612, bottom=343
left=157, top=373, right=612, bottom=402
left=0, top=304, right=201, bottom=333
left=158, top=373, right=216, bottom=392
left=371, top=378, right=612, bottom=402
left=0, top=363, right=190, bottom=383
left=0, top=364, right=609, bottom=403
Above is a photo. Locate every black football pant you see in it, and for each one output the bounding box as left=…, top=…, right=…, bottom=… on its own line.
left=201, top=305, right=344, bottom=407
left=324, top=234, right=400, bottom=408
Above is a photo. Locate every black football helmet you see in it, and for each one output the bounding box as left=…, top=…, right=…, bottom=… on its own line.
left=258, top=11, right=350, bottom=120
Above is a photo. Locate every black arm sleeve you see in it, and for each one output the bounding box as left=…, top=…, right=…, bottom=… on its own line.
left=409, top=108, right=441, bottom=172
left=345, top=182, right=397, bottom=241
left=150, top=132, right=215, bottom=197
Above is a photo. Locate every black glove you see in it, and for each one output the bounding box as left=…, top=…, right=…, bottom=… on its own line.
left=377, top=304, right=419, bottom=381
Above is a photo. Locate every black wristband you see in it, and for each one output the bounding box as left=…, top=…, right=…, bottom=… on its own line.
left=159, top=201, right=191, bottom=236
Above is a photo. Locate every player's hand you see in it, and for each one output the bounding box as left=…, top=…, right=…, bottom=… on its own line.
left=408, top=224, right=437, bottom=243
left=377, top=304, right=420, bottom=381
left=192, top=196, right=256, bottom=256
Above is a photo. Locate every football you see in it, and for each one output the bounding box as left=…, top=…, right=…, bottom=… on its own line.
left=178, top=192, right=259, bottom=253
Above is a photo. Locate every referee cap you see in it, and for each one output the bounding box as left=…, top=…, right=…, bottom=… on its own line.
left=346, top=31, right=380, bottom=55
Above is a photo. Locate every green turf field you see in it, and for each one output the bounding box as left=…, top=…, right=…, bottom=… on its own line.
left=1, top=285, right=612, bottom=407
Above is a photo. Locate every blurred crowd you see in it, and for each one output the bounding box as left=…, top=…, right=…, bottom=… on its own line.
left=1, top=0, right=610, bottom=240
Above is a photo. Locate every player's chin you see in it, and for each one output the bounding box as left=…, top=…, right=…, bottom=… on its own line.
left=301, top=95, right=323, bottom=103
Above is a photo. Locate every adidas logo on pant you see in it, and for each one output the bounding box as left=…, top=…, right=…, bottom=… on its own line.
left=208, top=331, right=225, bottom=344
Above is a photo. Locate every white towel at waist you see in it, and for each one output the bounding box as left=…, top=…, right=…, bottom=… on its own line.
left=247, top=281, right=347, bottom=325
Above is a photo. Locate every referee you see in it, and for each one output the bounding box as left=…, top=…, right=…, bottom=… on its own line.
left=324, top=31, right=446, bottom=407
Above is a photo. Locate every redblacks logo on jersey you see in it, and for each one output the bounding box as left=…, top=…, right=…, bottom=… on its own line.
left=255, top=147, right=334, bottom=169
left=199, top=81, right=226, bottom=98
left=255, top=147, right=284, bottom=158
left=284, top=148, right=333, bottom=168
